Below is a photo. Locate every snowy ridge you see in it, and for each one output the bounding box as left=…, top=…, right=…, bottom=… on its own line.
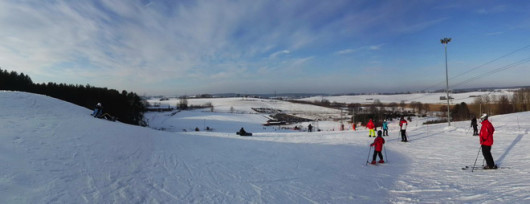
left=2, top=91, right=530, bottom=203
left=299, top=89, right=515, bottom=104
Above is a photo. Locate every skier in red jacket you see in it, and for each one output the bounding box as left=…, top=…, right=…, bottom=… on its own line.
left=399, top=117, right=408, bottom=142
left=370, top=130, right=385, bottom=164
left=479, top=114, right=497, bottom=169
left=367, top=119, right=375, bottom=137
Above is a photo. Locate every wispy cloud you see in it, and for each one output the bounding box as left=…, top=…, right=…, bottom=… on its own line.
left=0, top=0, right=526, bottom=94
left=269, top=50, right=290, bottom=59
left=395, top=17, right=448, bottom=34
left=336, top=49, right=355, bottom=55
left=476, top=5, right=508, bottom=15
left=335, top=44, right=384, bottom=55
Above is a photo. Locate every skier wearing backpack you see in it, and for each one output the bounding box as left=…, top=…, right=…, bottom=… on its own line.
left=382, top=119, right=389, bottom=136
left=399, top=117, right=408, bottom=142
left=479, top=114, right=497, bottom=169
left=366, top=119, right=376, bottom=137
left=370, top=130, right=385, bottom=164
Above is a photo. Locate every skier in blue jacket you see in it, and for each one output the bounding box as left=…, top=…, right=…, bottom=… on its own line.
left=91, top=102, right=102, bottom=117
left=382, top=119, right=389, bottom=136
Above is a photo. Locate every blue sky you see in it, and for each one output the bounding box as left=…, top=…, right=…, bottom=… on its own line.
left=1, top=0, right=530, bottom=95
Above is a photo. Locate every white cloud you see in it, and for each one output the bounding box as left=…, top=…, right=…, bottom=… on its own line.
left=5, top=0, right=516, bottom=95
left=269, top=50, right=290, bottom=59
left=336, top=49, right=355, bottom=55
left=336, top=44, right=383, bottom=55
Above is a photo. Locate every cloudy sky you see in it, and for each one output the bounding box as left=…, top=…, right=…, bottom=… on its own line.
left=1, top=0, right=530, bottom=95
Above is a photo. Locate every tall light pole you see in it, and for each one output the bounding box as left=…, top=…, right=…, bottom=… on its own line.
left=441, top=37, right=451, bottom=126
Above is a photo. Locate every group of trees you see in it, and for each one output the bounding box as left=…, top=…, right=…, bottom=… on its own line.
left=469, top=89, right=530, bottom=117
left=0, top=68, right=146, bottom=126
left=295, top=90, right=530, bottom=126
left=433, top=89, right=530, bottom=123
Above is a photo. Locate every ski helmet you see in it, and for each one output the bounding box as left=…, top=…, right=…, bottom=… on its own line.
left=480, top=113, right=488, bottom=121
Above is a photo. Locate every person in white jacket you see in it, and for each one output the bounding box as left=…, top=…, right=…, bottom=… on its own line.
left=399, top=117, right=408, bottom=142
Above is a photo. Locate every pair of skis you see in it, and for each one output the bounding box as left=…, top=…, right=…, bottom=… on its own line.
left=461, top=165, right=508, bottom=171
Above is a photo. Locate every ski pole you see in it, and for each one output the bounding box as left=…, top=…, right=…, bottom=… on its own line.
left=384, top=145, right=388, bottom=162
left=472, top=146, right=482, bottom=172
left=366, top=146, right=372, bottom=165
left=465, top=126, right=471, bottom=136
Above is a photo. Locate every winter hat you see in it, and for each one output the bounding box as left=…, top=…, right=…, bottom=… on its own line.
left=377, top=130, right=382, bottom=137
left=97, top=102, right=101, bottom=106
left=480, top=113, right=488, bottom=120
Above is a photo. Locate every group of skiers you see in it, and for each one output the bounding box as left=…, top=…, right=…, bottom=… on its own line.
left=366, top=114, right=497, bottom=169
left=366, top=117, right=408, bottom=142
left=366, top=117, right=408, bottom=165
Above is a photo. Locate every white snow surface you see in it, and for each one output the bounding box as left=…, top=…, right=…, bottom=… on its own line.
left=2, top=91, right=530, bottom=203
left=299, top=89, right=515, bottom=105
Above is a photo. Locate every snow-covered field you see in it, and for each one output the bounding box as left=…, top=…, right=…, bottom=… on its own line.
left=2, top=91, right=530, bottom=203
left=300, top=89, right=515, bottom=105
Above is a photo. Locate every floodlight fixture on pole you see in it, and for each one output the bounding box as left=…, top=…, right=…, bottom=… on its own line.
left=441, top=37, right=451, bottom=126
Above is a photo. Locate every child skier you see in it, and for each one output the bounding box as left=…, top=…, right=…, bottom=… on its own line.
left=370, top=130, right=385, bottom=164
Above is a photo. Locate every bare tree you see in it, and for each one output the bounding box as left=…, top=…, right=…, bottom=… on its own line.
left=399, top=100, right=406, bottom=113
left=496, top=95, right=512, bottom=115
left=178, top=96, right=188, bottom=110
left=389, top=102, right=398, bottom=112
left=512, top=88, right=530, bottom=112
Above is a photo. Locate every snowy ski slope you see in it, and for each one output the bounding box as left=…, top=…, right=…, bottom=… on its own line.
left=1, top=91, right=530, bottom=203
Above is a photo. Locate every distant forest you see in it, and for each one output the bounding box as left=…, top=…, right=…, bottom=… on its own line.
left=0, top=68, right=146, bottom=126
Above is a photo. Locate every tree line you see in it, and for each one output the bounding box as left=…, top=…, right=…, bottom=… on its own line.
left=469, top=89, right=530, bottom=116
left=427, top=89, right=529, bottom=124
left=0, top=68, right=146, bottom=126
left=290, top=90, right=530, bottom=126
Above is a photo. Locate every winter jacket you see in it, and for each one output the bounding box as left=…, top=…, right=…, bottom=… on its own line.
left=366, top=120, right=375, bottom=130
left=480, top=119, right=494, bottom=146
left=399, top=119, right=407, bottom=130
left=382, top=121, right=388, bottom=130
left=371, top=136, right=385, bottom=151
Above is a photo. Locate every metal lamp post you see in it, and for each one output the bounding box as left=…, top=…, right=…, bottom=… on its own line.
left=441, top=37, right=451, bottom=126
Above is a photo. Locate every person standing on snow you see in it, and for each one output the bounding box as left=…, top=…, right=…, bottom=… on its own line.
left=382, top=119, right=389, bottom=136
left=479, top=114, right=497, bottom=169
left=367, top=118, right=375, bottom=137
left=370, top=130, right=385, bottom=164
left=471, top=116, right=479, bottom=136
left=399, top=117, right=408, bottom=142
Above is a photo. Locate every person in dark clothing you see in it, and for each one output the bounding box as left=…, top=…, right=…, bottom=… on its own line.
left=308, top=124, right=313, bottom=132
left=471, top=116, right=478, bottom=136
left=370, top=130, right=385, bottom=164
left=237, top=127, right=252, bottom=136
